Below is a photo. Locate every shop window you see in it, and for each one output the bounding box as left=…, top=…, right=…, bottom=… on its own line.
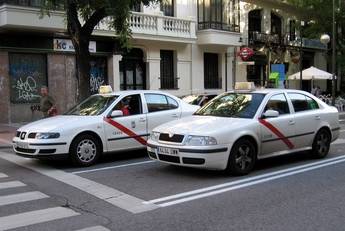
left=90, top=57, right=108, bottom=95
left=160, top=50, right=177, bottom=89
left=204, top=53, right=220, bottom=89
left=9, top=53, right=47, bottom=104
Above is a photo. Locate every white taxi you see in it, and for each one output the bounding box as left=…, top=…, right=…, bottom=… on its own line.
left=13, top=87, right=199, bottom=166
left=147, top=83, right=340, bottom=175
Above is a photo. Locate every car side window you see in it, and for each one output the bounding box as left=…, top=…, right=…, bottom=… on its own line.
left=264, top=94, right=290, bottom=115
left=145, top=94, right=178, bottom=112
left=288, top=93, right=319, bottom=112
left=113, top=94, right=142, bottom=116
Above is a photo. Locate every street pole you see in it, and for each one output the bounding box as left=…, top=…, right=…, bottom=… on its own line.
left=332, top=0, right=336, bottom=106
left=299, top=21, right=304, bottom=90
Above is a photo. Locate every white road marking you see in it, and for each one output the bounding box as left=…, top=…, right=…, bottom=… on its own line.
left=332, top=138, right=345, bottom=145
left=152, top=156, right=345, bottom=207
left=146, top=155, right=345, bottom=204
left=339, top=129, right=345, bottom=133
left=0, top=152, right=158, bottom=214
left=0, top=173, right=8, bottom=178
left=75, top=226, right=111, bottom=231
left=0, top=181, right=26, bottom=190
left=0, top=191, right=49, bottom=206
left=72, top=160, right=155, bottom=174
left=0, top=207, right=79, bottom=230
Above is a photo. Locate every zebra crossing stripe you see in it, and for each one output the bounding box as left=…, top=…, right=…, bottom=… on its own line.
left=0, top=181, right=26, bottom=190
left=0, top=191, right=49, bottom=206
left=0, top=173, right=8, bottom=178
left=0, top=207, right=79, bottom=230
left=75, top=226, right=111, bottom=231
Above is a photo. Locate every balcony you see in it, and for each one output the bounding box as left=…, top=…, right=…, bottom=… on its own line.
left=249, top=31, right=282, bottom=45
left=95, top=12, right=197, bottom=43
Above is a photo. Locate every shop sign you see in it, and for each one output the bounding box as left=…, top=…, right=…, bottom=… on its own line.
left=53, top=39, right=96, bottom=53
left=237, top=47, right=254, bottom=61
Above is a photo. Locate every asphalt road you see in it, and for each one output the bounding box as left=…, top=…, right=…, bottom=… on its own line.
left=0, top=122, right=345, bottom=231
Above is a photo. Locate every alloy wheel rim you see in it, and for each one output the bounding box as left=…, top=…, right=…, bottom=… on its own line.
left=235, top=145, right=253, bottom=170
left=316, top=132, right=329, bottom=155
left=77, top=139, right=97, bottom=162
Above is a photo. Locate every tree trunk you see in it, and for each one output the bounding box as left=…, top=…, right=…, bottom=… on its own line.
left=73, top=36, right=91, bottom=102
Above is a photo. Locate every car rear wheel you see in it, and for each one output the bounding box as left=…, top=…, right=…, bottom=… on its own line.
left=70, top=134, right=101, bottom=167
left=311, top=129, right=331, bottom=159
left=226, top=139, right=256, bottom=175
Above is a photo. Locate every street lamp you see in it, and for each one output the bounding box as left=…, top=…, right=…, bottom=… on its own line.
left=320, top=0, right=336, bottom=106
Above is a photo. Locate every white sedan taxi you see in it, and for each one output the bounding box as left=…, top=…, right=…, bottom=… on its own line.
left=147, top=83, right=340, bottom=175
left=13, top=87, right=199, bottom=166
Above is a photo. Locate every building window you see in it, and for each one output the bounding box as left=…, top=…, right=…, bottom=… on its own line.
left=161, top=0, right=174, bottom=16
left=204, top=53, right=220, bottom=89
left=289, top=20, right=296, bottom=41
left=197, top=0, right=240, bottom=32
left=131, top=2, right=141, bottom=12
left=271, top=12, right=282, bottom=37
left=160, top=50, right=177, bottom=89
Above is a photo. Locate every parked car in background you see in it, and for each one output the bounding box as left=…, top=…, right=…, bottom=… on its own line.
left=13, top=87, right=200, bottom=166
left=148, top=83, right=339, bottom=175
left=181, top=94, right=218, bottom=107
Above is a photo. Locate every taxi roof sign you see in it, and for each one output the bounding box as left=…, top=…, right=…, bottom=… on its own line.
left=99, top=85, right=113, bottom=94
left=234, top=82, right=255, bottom=91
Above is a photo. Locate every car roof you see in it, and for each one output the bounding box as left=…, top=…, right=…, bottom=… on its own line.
left=95, top=90, right=178, bottom=97
left=229, top=88, right=312, bottom=95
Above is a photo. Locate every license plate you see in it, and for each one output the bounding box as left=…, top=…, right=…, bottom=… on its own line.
left=16, top=141, right=28, bottom=149
left=158, top=147, right=179, bottom=156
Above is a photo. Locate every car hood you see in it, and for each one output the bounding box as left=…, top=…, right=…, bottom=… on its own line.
left=154, top=115, right=252, bottom=136
left=18, top=115, right=98, bottom=133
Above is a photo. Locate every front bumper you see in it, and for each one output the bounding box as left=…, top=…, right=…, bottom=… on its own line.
left=12, top=137, right=69, bottom=158
left=147, top=141, right=230, bottom=170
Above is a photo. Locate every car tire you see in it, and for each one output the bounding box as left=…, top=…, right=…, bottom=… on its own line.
left=311, top=129, right=331, bottom=159
left=70, top=134, right=101, bottom=167
left=226, top=139, right=256, bottom=175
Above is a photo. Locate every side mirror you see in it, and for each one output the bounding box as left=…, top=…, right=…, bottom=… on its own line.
left=109, top=110, right=123, bottom=118
left=262, top=109, right=279, bottom=118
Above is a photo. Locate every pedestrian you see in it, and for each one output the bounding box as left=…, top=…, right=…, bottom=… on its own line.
left=311, top=85, right=317, bottom=95
left=40, top=86, right=56, bottom=118
left=315, top=86, right=321, bottom=97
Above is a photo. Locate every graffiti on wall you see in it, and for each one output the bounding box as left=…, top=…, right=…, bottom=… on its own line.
left=9, top=54, right=47, bottom=103
left=90, top=57, right=107, bottom=94
left=0, top=75, right=4, bottom=91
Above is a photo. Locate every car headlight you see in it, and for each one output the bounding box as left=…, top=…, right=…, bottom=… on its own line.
left=150, top=132, right=160, bottom=142
left=35, top=133, right=60, bottom=139
left=185, top=135, right=217, bottom=146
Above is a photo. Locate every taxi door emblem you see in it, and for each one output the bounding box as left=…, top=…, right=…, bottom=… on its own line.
left=131, top=121, right=136, bottom=128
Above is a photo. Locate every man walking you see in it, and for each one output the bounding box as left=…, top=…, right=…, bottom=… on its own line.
left=40, top=86, right=56, bottom=118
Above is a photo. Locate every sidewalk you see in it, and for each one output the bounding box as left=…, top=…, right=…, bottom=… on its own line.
left=0, top=123, right=22, bottom=149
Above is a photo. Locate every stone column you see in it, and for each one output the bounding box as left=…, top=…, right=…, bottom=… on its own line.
left=112, top=54, right=122, bottom=91
left=0, top=52, right=10, bottom=124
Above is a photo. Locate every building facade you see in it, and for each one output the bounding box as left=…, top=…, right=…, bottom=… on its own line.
left=0, top=0, right=242, bottom=123
left=0, top=0, right=331, bottom=124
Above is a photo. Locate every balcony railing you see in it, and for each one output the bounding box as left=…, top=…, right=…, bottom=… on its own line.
left=198, top=22, right=240, bottom=33
left=249, top=31, right=282, bottom=45
left=96, top=12, right=196, bottom=40
left=0, top=0, right=64, bottom=10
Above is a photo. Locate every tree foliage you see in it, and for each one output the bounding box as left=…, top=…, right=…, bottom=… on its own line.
left=41, top=0, right=160, bottom=101
left=287, top=0, right=345, bottom=72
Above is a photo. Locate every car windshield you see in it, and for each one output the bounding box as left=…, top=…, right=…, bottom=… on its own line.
left=66, top=95, right=118, bottom=116
left=182, top=95, right=204, bottom=105
left=194, top=93, right=265, bottom=119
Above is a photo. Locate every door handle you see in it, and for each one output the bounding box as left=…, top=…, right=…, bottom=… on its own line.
left=288, top=120, right=295, bottom=125
left=315, top=116, right=321, bottom=120
left=139, top=117, right=146, bottom=122
left=171, top=114, right=179, bottom=118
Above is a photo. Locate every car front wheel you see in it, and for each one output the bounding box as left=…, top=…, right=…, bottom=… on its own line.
left=70, top=134, right=101, bottom=167
left=227, top=139, right=256, bottom=175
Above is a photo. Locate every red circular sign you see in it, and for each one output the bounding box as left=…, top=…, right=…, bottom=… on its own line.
left=237, top=47, right=254, bottom=61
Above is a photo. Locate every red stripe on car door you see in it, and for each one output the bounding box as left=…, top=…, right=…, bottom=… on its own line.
left=104, top=117, right=147, bottom=146
left=259, top=119, right=295, bottom=149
